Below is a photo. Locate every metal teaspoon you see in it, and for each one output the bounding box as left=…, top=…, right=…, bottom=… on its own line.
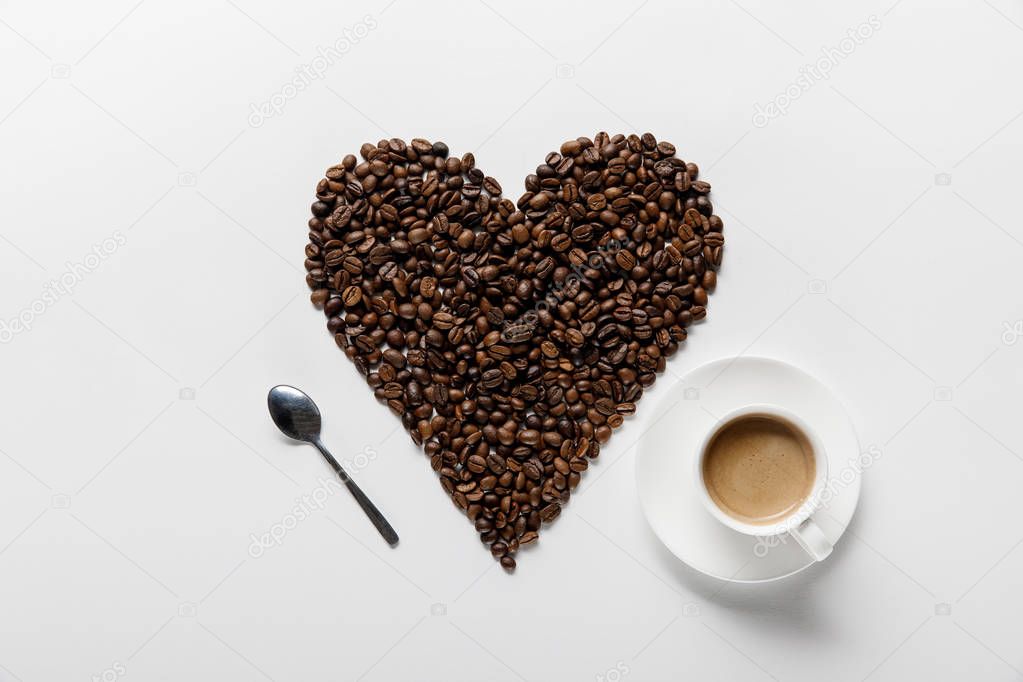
left=267, top=384, right=398, bottom=546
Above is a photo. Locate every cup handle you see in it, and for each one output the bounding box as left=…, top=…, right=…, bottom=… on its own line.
left=788, top=517, right=833, bottom=561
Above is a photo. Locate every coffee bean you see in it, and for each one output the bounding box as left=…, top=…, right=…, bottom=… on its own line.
left=539, top=503, right=561, bottom=523
left=483, top=176, right=502, bottom=195
left=518, top=429, right=541, bottom=445
left=481, top=368, right=503, bottom=389
left=550, top=233, right=572, bottom=252
left=342, top=286, right=362, bottom=306
left=382, top=348, right=405, bottom=368
left=615, top=250, right=636, bottom=270
left=467, top=455, right=487, bottom=474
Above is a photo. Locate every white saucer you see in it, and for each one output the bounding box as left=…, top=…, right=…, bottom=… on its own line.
left=635, top=356, right=862, bottom=582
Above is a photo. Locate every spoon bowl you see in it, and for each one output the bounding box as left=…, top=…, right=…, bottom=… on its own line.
left=268, top=384, right=322, bottom=442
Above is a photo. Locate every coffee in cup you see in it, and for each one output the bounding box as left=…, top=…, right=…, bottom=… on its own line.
left=702, top=415, right=816, bottom=525
left=694, top=404, right=833, bottom=561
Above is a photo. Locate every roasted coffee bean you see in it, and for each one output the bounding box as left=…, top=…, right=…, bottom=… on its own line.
left=341, top=286, right=362, bottom=306
left=483, top=176, right=502, bottom=195
left=539, top=503, right=561, bottom=523
left=306, top=134, right=723, bottom=571
left=518, top=429, right=541, bottom=446
left=615, top=250, right=637, bottom=270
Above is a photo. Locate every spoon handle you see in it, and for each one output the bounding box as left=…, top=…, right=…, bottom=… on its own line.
left=313, top=440, right=399, bottom=546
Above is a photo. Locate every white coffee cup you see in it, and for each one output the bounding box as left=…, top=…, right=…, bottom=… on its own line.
left=693, top=404, right=833, bottom=561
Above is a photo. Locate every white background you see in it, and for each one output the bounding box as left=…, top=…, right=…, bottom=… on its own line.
left=1, top=0, right=1022, bottom=680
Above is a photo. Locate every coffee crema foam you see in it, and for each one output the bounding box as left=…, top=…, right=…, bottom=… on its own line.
left=702, top=415, right=815, bottom=525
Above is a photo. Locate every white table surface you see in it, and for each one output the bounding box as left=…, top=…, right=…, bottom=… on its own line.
left=2, top=0, right=1022, bottom=680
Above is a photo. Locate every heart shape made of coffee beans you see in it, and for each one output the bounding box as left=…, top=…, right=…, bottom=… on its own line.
left=305, top=132, right=723, bottom=571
